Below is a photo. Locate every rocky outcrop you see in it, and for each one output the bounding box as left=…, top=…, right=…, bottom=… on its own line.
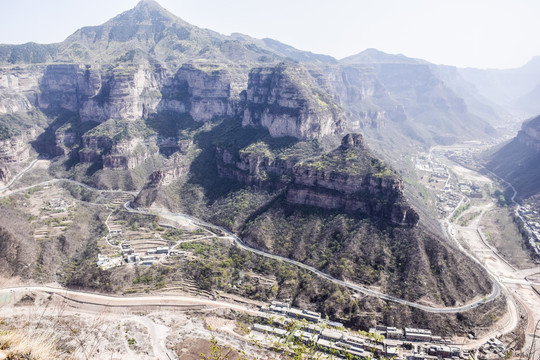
left=38, top=64, right=80, bottom=112
left=79, top=64, right=164, bottom=122
left=216, top=133, right=418, bottom=226
left=3, top=63, right=230, bottom=124
left=0, top=165, right=9, bottom=184
left=517, top=115, right=540, bottom=152
left=0, top=129, right=36, bottom=164
left=172, top=64, right=233, bottom=122
left=103, top=137, right=157, bottom=169
left=0, top=129, right=37, bottom=186
left=287, top=171, right=418, bottom=226
left=148, top=152, right=191, bottom=186
left=288, top=134, right=418, bottom=226
left=242, top=64, right=345, bottom=139
left=80, top=133, right=158, bottom=170
left=0, top=66, right=42, bottom=113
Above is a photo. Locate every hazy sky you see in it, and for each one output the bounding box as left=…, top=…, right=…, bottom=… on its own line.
left=0, top=0, right=539, bottom=69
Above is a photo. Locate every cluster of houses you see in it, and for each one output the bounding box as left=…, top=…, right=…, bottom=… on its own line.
left=517, top=203, right=540, bottom=257
left=414, top=155, right=470, bottom=218
left=457, top=181, right=483, bottom=199
left=414, top=156, right=447, bottom=178
left=98, top=244, right=181, bottom=268
left=255, top=301, right=473, bottom=360
left=47, top=197, right=72, bottom=211
left=477, top=338, right=507, bottom=358
left=121, top=243, right=175, bottom=266
left=436, top=190, right=462, bottom=217
left=443, top=149, right=477, bottom=169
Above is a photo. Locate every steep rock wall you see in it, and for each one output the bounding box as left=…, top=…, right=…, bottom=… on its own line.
left=173, top=64, right=233, bottom=122
left=517, top=115, right=540, bottom=152
left=242, top=64, right=345, bottom=139
left=216, top=133, right=418, bottom=226
left=0, top=67, right=42, bottom=114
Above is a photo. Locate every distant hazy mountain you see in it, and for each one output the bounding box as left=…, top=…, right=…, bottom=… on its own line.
left=514, top=83, right=540, bottom=115
left=341, top=48, right=424, bottom=65
left=459, top=57, right=540, bottom=115
left=431, top=65, right=508, bottom=125
left=230, top=33, right=337, bottom=64
left=335, top=49, right=496, bottom=152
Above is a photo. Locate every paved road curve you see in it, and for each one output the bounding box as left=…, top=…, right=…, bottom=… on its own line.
left=0, top=158, right=40, bottom=192
left=124, top=201, right=500, bottom=313
left=0, top=169, right=500, bottom=313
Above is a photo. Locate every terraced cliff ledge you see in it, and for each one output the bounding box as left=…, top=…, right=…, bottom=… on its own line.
left=217, top=133, right=419, bottom=226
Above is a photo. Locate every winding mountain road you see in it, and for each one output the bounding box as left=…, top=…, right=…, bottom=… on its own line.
left=0, top=166, right=500, bottom=313
left=123, top=201, right=500, bottom=313
left=0, top=157, right=40, bottom=192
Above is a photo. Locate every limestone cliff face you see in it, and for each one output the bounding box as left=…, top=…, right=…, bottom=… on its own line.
left=78, top=63, right=233, bottom=123
left=517, top=115, right=540, bottom=152
left=38, top=64, right=80, bottom=112
left=2, top=63, right=234, bottom=124
left=79, top=135, right=113, bottom=163
left=172, top=64, right=233, bottom=122
left=323, top=65, right=405, bottom=129
left=0, top=129, right=36, bottom=164
left=80, top=133, right=158, bottom=170
left=216, top=133, right=419, bottom=226
left=0, top=67, right=42, bottom=114
left=0, top=128, right=37, bottom=186
left=147, top=151, right=191, bottom=186
left=0, top=63, right=238, bottom=174
left=242, top=64, right=345, bottom=139
left=78, top=64, right=164, bottom=122
left=216, top=146, right=297, bottom=189
left=0, top=67, right=44, bottom=183
left=287, top=134, right=418, bottom=226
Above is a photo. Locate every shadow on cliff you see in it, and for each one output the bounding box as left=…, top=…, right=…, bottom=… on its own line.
left=32, top=65, right=102, bottom=172
left=188, top=115, right=297, bottom=202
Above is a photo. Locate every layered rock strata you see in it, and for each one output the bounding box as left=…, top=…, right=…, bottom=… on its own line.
left=242, top=64, right=345, bottom=139
left=216, top=133, right=419, bottom=226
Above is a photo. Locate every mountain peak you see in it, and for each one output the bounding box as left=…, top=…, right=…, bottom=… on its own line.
left=340, top=48, right=421, bottom=65
left=114, top=0, right=182, bottom=25
left=134, top=0, right=167, bottom=11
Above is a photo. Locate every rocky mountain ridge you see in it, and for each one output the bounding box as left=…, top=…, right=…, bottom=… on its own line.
left=0, top=58, right=345, bottom=181
left=214, top=133, right=418, bottom=226
left=0, top=0, right=499, bottom=320
left=0, top=1, right=507, bottom=153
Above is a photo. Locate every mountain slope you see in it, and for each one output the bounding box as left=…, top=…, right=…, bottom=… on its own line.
left=231, top=33, right=337, bottom=64
left=486, top=115, right=540, bottom=199
left=431, top=64, right=507, bottom=125
left=514, top=83, right=540, bottom=116
left=0, top=0, right=501, bottom=331
left=3, top=0, right=279, bottom=68
left=334, top=49, right=497, bottom=152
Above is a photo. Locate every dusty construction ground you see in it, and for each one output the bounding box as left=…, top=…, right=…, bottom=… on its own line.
left=0, top=286, right=280, bottom=360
